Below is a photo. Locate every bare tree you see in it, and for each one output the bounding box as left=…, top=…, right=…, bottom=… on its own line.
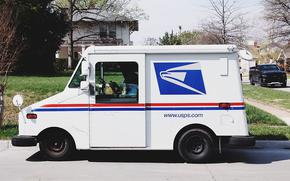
left=201, top=0, right=248, bottom=47
left=0, top=1, right=23, bottom=127
left=264, top=0, right=290, bottom=42
left=144, top=37, right=158, bottom=46
left=54, top=0, right=147, bottom=69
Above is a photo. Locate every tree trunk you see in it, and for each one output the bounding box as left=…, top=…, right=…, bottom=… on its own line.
left=67, top=0, right=74, bottom=69
left=0, top=85, right=4, bottom=128
left=68, top=30, right=73, bottom=69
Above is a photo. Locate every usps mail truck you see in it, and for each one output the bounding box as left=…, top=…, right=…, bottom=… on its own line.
left=12, top=45, right=254, bottom=162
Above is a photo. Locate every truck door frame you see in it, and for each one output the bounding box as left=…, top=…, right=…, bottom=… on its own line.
left=88, top=54, right=147, bottom=148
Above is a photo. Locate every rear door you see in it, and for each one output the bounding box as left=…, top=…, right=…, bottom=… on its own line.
left=89, top=54, right=146, bottom=147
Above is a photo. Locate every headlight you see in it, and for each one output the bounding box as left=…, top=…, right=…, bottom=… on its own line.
left=262, top=74, right=267, bottom=77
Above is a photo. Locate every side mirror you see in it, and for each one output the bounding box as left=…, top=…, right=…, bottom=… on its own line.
left=80, top=81, right=89, bottom=91
left=12, top=95, right=24, bottom=109
left=81, top=61, right=89, bottom=76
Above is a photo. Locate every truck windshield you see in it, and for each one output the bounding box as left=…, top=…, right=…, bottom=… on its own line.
left=260, top=65, right=279, bottom=71
left=68, top=59, right=85, bottom=88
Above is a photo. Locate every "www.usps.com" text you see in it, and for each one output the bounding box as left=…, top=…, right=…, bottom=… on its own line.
left=164, top=113, right=203, bottom=118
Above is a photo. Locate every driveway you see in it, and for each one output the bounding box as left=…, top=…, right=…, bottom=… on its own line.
left=0, top=141, right=290, bottom=181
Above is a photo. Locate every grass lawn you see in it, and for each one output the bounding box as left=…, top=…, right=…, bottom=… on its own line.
left=243, top=84, right=290, bottom=111
left=4, top=76, right=70, bottom=125
left=246, top=104, right=290, bottom=140
left=0, top=124, right=18, bottom=140
left=1, top=76, right=290, bottom=140
left=246, top=104, right=286, bottom=126
left=249, top=125, right=290, bottom=140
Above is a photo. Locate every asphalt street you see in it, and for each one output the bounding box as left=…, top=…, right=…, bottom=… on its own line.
left=0, top=141, right=290, bottom=181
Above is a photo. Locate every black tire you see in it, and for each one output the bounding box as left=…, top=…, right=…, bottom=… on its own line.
left=250, top=77, right=254, bottom=85
left=177, top=129, right=215, bottom=163
left=258, top=78, right=266, bottom=87
left=281, top=81, right=287, bottom=88
left=39, top=130, right=75, bottom=161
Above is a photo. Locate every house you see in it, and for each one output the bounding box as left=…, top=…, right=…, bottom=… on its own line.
left=247, top=41, right=282, bottom=65
left=277, top=43, right=290, bottom=72
left=56, top=10, right=139, bottom=60
left=238, top=49, right=255, bottom=76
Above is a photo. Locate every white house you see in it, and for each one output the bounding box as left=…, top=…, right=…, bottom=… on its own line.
left=238, top=49, right=255, bottom=76
left=57, top=10, right=139, bottom=60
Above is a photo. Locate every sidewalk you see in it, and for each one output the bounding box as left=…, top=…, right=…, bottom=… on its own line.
left=245, top=98, right=290, bottom=126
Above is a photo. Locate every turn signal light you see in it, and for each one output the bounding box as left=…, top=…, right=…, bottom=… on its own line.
left=219, top=103, right=231, bottom=110
left=26, top=113, right=37, bottom=119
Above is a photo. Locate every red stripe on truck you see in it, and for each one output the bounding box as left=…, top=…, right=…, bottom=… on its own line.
left=41, top=102, right=244, bottom=108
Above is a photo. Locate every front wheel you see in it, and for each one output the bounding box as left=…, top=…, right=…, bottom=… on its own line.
left=39, top=131, right=75, bottom=161
left=282, top=81, right=287, bottom=88
left=177, top=129, right=215, bottom=163
left=258, top=78, right=266, bottom=87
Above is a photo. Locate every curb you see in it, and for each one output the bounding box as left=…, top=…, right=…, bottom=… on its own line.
left=0, top=140, right=12, bottom=152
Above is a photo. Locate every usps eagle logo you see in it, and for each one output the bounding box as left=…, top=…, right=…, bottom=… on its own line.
left=154, top=62, right=206, bottom=95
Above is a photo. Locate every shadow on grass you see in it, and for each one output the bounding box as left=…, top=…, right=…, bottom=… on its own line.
left=26, top=146, right=290, bottom=164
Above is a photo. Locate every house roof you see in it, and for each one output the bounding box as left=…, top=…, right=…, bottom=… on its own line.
left=73, top=11, right=136, bottom=22
left=73, top=9, right=138, bottom=31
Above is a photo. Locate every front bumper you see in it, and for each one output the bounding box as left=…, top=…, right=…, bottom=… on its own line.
left=262, top=77, right=286, bottom=84
left=12, top=136, right=37, bottom=147
left=228, top=136, right=255, bottom=147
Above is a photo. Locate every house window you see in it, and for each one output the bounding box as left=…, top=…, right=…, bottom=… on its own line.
left=100, top=24, right=107, bottom=38
left=109, top=24, right=116, bottom=38
left=95, top=62, right=138, bottom=103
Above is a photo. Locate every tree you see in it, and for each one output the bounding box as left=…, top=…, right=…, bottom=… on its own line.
left=159, top=28, right=219, bottom=45
left=0, top=0, right=23, bottom=127
left=179, top=30, right=224, bottom=45
left=144, top=37, right=158, bottom=46
left=201, top=0, right=248, bottom=47
left=54, top=0, right=147, bottom=69
left=159, top=31, right=182, bottom=45
left=264, top=0, right=290, bottom=42
left=14, top=0, right=68, bottom=75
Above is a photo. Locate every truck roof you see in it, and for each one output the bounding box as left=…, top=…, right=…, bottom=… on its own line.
left=84, top=45, right=238, bottom=55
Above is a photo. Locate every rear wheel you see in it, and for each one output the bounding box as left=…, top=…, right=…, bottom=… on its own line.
left=39, top=130, right=75, bottom=161
left=177, top=129, right=215, bottom=163
left=250, top=76, right=254, bottom=85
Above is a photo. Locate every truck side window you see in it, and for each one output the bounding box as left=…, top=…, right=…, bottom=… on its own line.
left=95, top=62, right=138, bottom=103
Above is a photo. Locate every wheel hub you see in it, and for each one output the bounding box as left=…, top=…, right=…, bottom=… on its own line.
left=48, top=137, right=65, bottom=153
left=186, top=136, right=205, bottom=154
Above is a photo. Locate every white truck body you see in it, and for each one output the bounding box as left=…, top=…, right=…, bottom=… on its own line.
left=15, top=45, right=249, bottom=152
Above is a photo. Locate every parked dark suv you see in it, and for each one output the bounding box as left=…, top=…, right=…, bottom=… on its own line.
left=249, top=64, right=287, bottom=87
